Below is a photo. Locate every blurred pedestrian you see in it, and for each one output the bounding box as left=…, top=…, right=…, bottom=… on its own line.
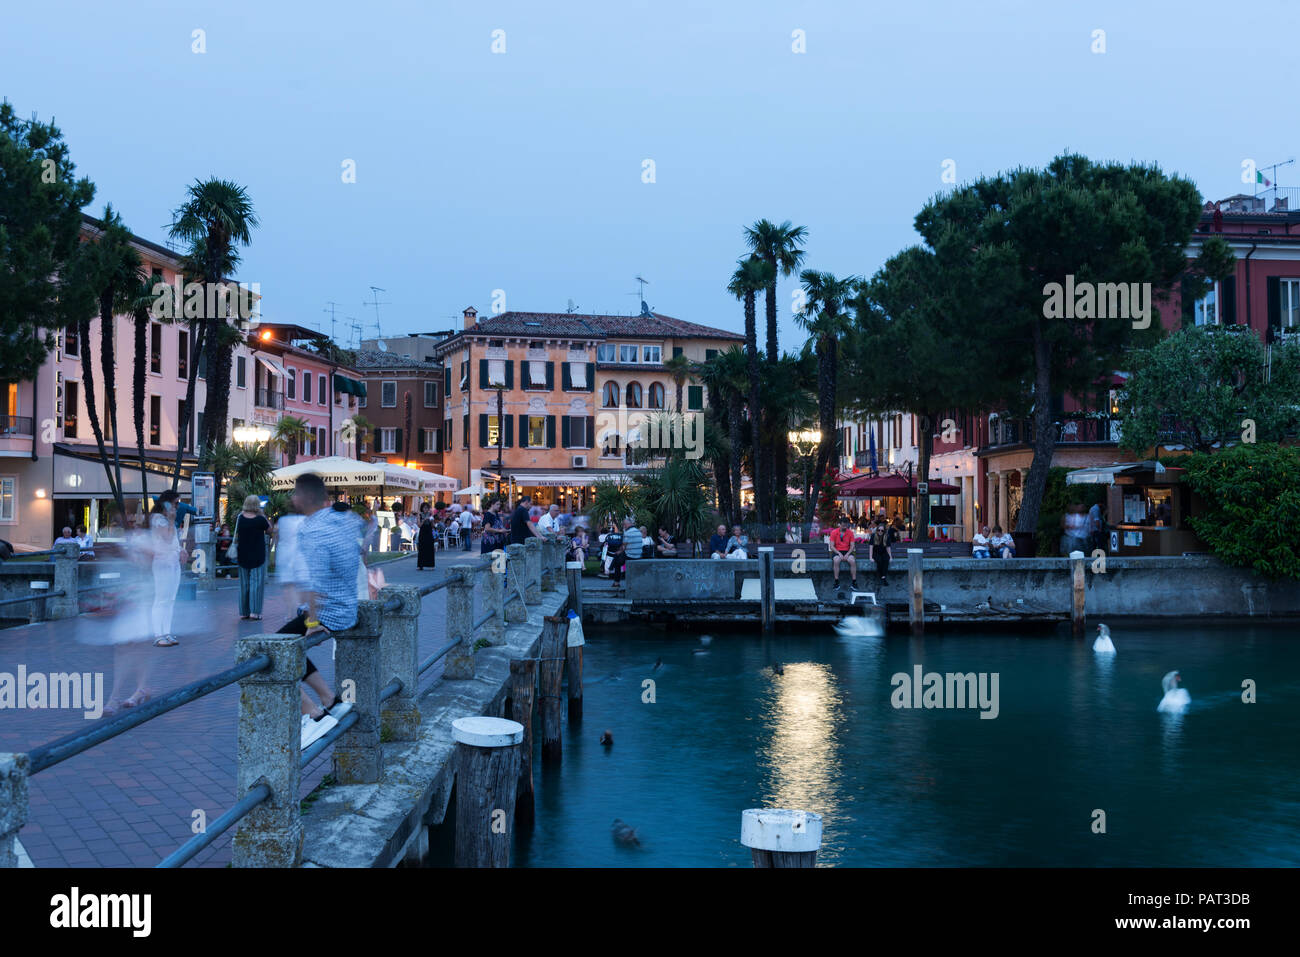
left=234, top=494, right=271, bottom=620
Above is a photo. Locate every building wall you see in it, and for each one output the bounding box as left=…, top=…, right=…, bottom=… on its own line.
left=357, top=368, right=444, bottom=472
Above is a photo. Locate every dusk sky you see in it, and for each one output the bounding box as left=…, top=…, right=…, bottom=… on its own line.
left=4, top=0, right=1295, bottom=349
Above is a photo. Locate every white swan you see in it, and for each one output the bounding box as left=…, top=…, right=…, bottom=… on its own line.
left=1157, top=670, right=1191, bottom=713
left=1093, top=623, right=1116, bottom=654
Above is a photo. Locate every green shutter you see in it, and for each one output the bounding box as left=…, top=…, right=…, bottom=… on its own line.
left=504, top=415, right=514, bottom=448
left=480, top=359, right=488, bottom=388
left=1267, top=276, right=1281, bottom=331
left=417, top=429, right=425, bottom=453
left=561, top=416, right=571, bottom=448
left=462, top=413, right=468, bottom=448
left=586, top=416, right=594, bottom=448
left=561, top=363, right=571, bottom=391
left=1221, top=275, right=1236, bottom=325
left=688, top=385, right=703, bottom=411
left=586, top=363, right=595, bottom=391
left=479, top=413, right=488, bottom=448
left=521, top=361, right=531, bottom=389
left=505, top=360, right=514, bottom=389
left=545, top=362, right=554, bottom=390
left=546, top=415, right=556, bottom=447
left=444, top=366, right=451, bottom=397
left=518, top=414, right=528, bottom=447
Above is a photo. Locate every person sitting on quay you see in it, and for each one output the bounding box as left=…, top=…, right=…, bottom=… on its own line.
left=971, top=525, right=992, bottom=559
left=655, top=527, right=678, bottom=558
left=725, top=525, right=749, bottom=560
left=990, top=525, right=1016, bottom=559
left=868, top=516, right=899, bottom=585
left=53, top=526, right=81, bottom=551
left=709, top=524, right=728, bottom=559
left=568, top=526, right=590, bottom=563
left=828, top=515, right=859, bottom=590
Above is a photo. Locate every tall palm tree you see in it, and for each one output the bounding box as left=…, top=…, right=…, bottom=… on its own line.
left=168, top=178, right=259, bottom=487
left=697, top=348, right=748, bottom=525
left=761, top=352, right=818, bottom=519
left=272, top=415, right=312, bottom=466
left=728, top=255, right=772, bottom=534
left=743, top=220, right=806, bottom=528
left=796, top=270, right=860, bottom=524
left=662, top=352, right=693, bottom=412
left=127, top=273, right=162, bottom=509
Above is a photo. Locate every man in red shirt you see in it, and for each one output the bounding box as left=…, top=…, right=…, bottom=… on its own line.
left=828, top=516, right=859, bottom=590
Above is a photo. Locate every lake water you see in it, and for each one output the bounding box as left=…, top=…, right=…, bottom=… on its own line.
left=448, top=620, right=1300, bottom=866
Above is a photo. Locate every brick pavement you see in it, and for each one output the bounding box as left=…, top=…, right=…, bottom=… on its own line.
left=0, top=547, right=486, bottom=867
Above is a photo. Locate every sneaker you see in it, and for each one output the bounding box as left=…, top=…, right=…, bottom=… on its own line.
left=328, top=699, right=353, bottom=720
left=301, top=713, right=338, bottom=749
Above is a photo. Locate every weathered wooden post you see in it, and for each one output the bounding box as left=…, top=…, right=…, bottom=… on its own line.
left=758, top=546, right=775, bottom=633
left=741, top=808, right=823, bottom=868
left=234, top=632, right=304, bottom=867
left=0, top=754, right=29, bottom=868
left=452, top=717, right=523, bottom=868
left=1070, top=549, right=1086, bottom=638
left=507, top=658, right=537, bottom=826
left=907, top=548, right=924, bottom=636
left=378, top=584, right=421, bottom=741
left=480, top=557, right=506, bottom=646
left=48, top=541, right=79, bottom=620
left=565, top=560, right=583, bottom=619
left=332, top=599, right=383, bottom=783
left=504, top=544, right=528, bottom=624
left=565, top=609, right=584, bottom=723
left=442, top=567, right=476, bottom=680
left=539, top=615, right=566, bottom=764
left=524, top=538, right=542, bottom=604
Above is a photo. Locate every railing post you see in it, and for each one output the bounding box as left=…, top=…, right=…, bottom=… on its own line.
left=443, top=568, right=476, bottom=680
left=481, top=557, right=505, bottom=646
left=504, top=544, right=527, bottom=624
left=758, top=546, right=775, bottom=634
left=332, top=600, right=383, bottom=783
left=198, top=540, right=217, bottom=591
left=379, top=585, right=421, bottom=741
left=565, top=561, right=583, bottom=619
left=1070, top=550, right=1086, bottom=638
left=48, top=541, right=78, bottom=620
left=540, top=538, right=557, bottom=592
left=908, top=548, right=924, bottom=637
left=524, top=538, right=542, bottom=604
left=0, top=753, right=29, bottom=868
left=233, top=632, right=304, bottom=867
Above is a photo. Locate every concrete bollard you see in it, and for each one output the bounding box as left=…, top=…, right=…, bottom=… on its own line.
left=758, top=547, right=775, bottom=634
left=378, top=584, right=421, bottom=742
left=565, top=561, right=583, bottom=619
left=48, top=541, right=79, bottom=620
left=0, top=753, right=29, bottom=869
left=540, top=538, right=557, bottom=592
left=452, top=717, right=523, bottom=868
left=539, top=615, right=566, bottom=764
left=480, top=557, right=506, bottom=646
left=507, top=658, right=537, bottom=827
left=524, top=538, right=542, bottom=604
left=565, top=610, right=584, bottom=723
left=442, top=568, right=476, bottom=680
left=1070, top=550, right=1086, bottom=638
left=907, top=548, right=924, bottom=636
left=504, top=544, right=528, bottom=624
left=331, top=600, right=383, bottom=784
left=233, top=632, right=305, bottom=867
left=741, top=808, right=823, bottom=868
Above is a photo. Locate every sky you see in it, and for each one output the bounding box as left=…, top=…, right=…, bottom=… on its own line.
left=3, top=0, right=1297, bottom=352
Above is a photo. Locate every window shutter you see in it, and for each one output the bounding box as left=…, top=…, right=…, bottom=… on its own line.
left=586, top=363, right=595, bottom=391
left=479, top=413, right=488, bottom=448
left=394, top=428, right=403, bottom=457
left=673, top=346, right=683, bottom=358
left=462, top=413, right=468, bottom=448
left=480, top=359, right=488, bottom=388
left=586, top=416, right=594, bottom=448
left=444, top=366, right=451, bottom=396
left=1221, top=275, right=1237, bottom=324
left=545, top=362, right=554, bottom=390
left=504, top=415, right=514, bottom=448
left=518, top=414, right=528, bottom=447
left=562, top=416, right=571, bottom=448
left=546, top=415, right=556, bottom=448
left=1267, top=276, right=1281, bottom=331
left=521, top=362, right=531, bottom=389
left=505, top=360, right=514, bottom=389
left=1179, top=274, right=1196, bottom=329
left=417, top=429, right=425, bottom=453
left=562, top=363, right=571, bottom=391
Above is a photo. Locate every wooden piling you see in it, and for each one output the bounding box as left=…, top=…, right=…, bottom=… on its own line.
left=507, top=658, right=538, bottom=826
left=565, top=612, right=584, bottom=723
left=741, top=808, right=823, bottom=868
left=1070, top=550, right=1086, bottom=638
left=565, top=561, right=583, bottom=620
left=539, top=615, right=566, bottom=765
left=452, top=717, right=523, bottom=868
left=907, top=548, right=924, bottom=636
left=758, top=546, right=775, bottom=633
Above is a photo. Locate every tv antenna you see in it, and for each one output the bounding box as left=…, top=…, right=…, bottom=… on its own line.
left=365, top=286, right=390, bottom=338
left=324, top=301, right=341, bottom=344
left=566, top=299, right=580, bottom=314
left=347, top=316, right=363, bottom=350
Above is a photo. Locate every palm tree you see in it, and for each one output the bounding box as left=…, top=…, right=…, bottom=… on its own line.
left=728, top=255, right=772, bottom=534
left=125, top=273, right=166, bottom=510
left=168, top=178, right=259, bottom=486
left=796, top=270, right=860, bottom=524
left=761, top=352, right=818, bottom=520
left=272, top=415, right=312, bottom=466
left=743, top=220, right=806, bottom=528
left=662, top=352, right=693, bottom=413
left=697, top=348, right=748, bottom=525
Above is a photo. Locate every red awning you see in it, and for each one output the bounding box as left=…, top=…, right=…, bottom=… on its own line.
left=837, top=473, right=961, bottom=496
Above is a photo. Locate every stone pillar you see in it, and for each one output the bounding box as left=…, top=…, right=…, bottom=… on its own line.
left=540, top=538, right=557, bottom=592
left=523, top=538, right=542, bottom=604
left=442, top=568, right=476, bottom=680
left=0, top=753, right=29, bottom=869
left=997, top=471, right=1009, bottom=531
left=504, top=544, right=527, bottom=624
left=378, top=585, right=421, bottom=742
left=48, top=541, right=79, bottom=620
left=332, top=600, right=383, bottom=784
left=233, top=632, right=304, bottom=867
left=480, top=554, right=505, bottom=646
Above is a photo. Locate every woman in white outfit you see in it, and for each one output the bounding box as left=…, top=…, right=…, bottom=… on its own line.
left=149, top=496, right=183, bottom=647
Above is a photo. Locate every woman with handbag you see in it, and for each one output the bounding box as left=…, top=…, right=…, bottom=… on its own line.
left=233, top=495, right=271, bottom=620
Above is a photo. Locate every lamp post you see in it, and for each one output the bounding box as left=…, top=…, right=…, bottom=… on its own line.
left=788, top=428, right=821, bottom=538
left=231, top=424, right=272, bottom=446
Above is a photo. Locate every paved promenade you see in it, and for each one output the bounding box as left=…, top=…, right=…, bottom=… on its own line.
left=0, top=548, right=488, bottom=867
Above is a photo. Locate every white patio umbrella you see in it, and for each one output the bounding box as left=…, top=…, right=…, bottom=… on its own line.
left=453, top=484, right=486, bottom=497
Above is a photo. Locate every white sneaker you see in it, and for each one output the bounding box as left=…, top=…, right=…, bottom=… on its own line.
left=328, top=699, right=353, bottom=720
left=300, top=712, right=338, bottom=749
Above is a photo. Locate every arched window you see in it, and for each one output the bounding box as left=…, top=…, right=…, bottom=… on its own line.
left=648, top=382, right=665, bottom=409
left=602, top=381, right=620, bottom=408
left=626, top=381, right=642, bottom=409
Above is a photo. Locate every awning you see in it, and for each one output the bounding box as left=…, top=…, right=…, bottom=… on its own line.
left=506, top=471, right=632, bottom=488
left=255, top=354, right=289, bottom=379
left=333, top=374, right=366, bottom=397
left=837, top=473, right=961, bottom=496
left=1065, top=461, right=1168, bottom=485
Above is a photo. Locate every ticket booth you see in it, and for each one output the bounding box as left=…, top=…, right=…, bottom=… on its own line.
left=1066, top=461, right=1205, bottom=557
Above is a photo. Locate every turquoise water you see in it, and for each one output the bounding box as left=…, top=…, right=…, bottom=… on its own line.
left=507, top=621, right=1300, bottom=867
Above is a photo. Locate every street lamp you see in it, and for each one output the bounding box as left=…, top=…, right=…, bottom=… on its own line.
left=232, top=425, right=272, bottom=445
left=788, top=428, right=821, bottom=535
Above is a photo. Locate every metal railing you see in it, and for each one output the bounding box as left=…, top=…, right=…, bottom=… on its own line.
left=0, top=415, right=34, bottom=436
left=2, top=533, right=573, bottom=869
left=255, top=388, right=285, bottom=410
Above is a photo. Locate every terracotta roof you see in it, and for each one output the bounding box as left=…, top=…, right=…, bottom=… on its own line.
left=354, top=349, right=439, bottom=371
left=435, top=311, right=742, bottom=354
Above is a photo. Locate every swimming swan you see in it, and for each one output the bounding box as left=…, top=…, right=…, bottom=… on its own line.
left=1157, top=670, right=1191, bottom=713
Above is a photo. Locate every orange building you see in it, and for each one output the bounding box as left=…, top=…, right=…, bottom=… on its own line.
left=435, top=307, right=741, bottom=507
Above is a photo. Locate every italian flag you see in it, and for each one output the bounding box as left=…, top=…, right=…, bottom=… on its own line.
left=1257, top=171, right=1273, bottom=187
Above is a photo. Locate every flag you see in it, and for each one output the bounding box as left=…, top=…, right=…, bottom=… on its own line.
left=868, top=428, right=878, bottom=476
left=1257, top=171, right=1273, bottom=187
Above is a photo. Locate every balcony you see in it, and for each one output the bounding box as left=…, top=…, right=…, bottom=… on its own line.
left=255, top=388, right=285, bottom=410
left=0, top=416, right=34, bottom=436
left=982, top=414, right=1119, bottom=451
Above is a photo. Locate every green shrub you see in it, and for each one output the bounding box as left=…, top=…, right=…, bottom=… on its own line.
left=1182, top=444, right=1300, bottom=579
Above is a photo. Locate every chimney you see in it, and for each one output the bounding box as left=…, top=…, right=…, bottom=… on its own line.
left=463, top=306, right=478, bottom=330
